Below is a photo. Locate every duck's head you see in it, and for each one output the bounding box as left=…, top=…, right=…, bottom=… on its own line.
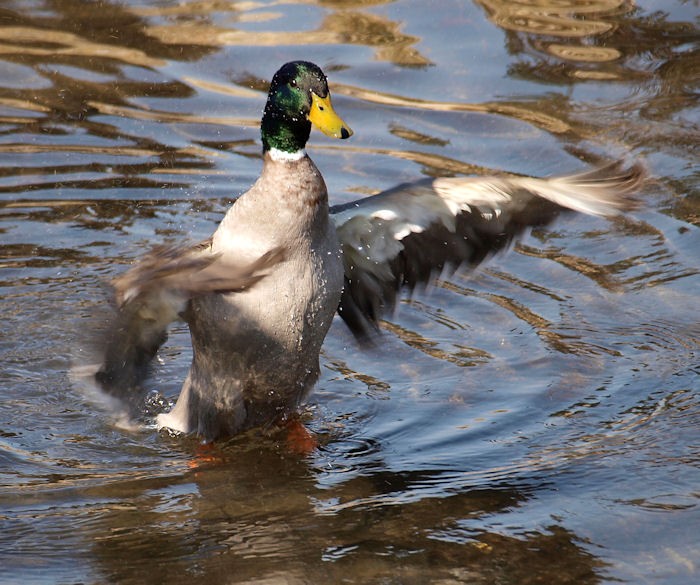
left=261, top=61, right=353, bottom=155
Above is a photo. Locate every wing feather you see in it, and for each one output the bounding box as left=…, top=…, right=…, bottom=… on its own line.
left=332, top=160, right=644, bottom=341
left=95, top=242, right=284, bottom=394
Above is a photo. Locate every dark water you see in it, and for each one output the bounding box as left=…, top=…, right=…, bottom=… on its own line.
left=1, top=1, right=698, bottom=583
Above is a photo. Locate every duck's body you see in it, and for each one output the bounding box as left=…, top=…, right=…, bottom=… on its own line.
left=158, top=152, right=344, bottom=437
left=96, top=61, right=644, bottom=441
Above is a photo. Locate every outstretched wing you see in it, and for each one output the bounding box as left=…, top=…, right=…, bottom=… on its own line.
left=332, top=160, right=644, bottom=341
left=95, top=242, right=284, bottom=394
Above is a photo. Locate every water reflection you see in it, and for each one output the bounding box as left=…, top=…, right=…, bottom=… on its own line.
left=68, top=440, right=605, bottom=584
left=475, top=0, right=630, bottom=83
left=473, top=0, right=699, bottom=226
left=0, top=0, right=698, bottom=583
left=141, top=2, right=431, bottom=66
left=0, top=0, right=222, bottom=203
left=474, top=0, right=697, bottom=80
left=478, top=0, right=624, bottom=37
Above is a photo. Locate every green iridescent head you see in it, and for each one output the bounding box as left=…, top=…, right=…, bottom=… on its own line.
left=261, top=61, right=353, bottom=154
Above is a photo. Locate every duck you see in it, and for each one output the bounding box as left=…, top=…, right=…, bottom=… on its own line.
left=95, top=60, right=644, bottom=441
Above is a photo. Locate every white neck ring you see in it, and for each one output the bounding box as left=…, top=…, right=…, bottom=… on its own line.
left=268, top=148, right=306, bottom=162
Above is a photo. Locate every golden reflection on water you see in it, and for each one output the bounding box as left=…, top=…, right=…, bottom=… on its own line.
left=476, top=0, right=634, bottom=79
left=142, top=3, right=431, bottom=66
left=2, top=0, right=690, bottom=186
left=334, top=83, right=573, bottom=134
left=86, top=100, right=255, bottom=128
left=0, top=26, right=164, bottom=68
left=1, top=2, right=698, bottom=582
left=477, top=0, right=627, bottom=37
left=546, top=43, right=621, bottom=63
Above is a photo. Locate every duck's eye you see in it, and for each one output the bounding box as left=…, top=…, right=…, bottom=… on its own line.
left=290, top=79, right=298, bottom=88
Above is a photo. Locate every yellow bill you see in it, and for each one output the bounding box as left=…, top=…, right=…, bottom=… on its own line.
left=308, top=92, right=353, bottom=139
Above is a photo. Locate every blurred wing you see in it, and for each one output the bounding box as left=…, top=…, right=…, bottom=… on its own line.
left=96, top=241, right=284, bottom=393
left=332, top=160, right=644, bottom=341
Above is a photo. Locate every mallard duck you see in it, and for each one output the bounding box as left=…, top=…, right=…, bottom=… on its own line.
left=96, top=61, right=643, bottom=440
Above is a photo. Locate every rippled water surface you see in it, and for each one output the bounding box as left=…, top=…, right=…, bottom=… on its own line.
left=1, top=1, right=698, bottom=583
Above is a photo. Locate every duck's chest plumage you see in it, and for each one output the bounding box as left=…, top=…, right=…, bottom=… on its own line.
left=177, top=153, right=343, bottom=436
